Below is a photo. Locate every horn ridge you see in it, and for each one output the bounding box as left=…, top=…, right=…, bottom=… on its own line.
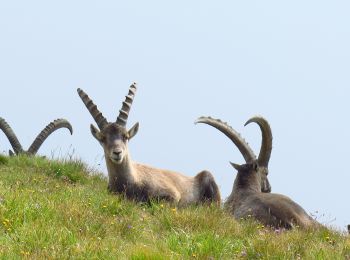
left=122, top=101, right=131, bottom=109
left=119, top=110, right=128, bottom=117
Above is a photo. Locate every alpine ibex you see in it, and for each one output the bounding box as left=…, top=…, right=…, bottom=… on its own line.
left=0, top=117, right=73, bottom=156
left=195, top=116, right=272, bottom=193
left=196, top=116, right=318, bottom=229
left=77, top=83, right=221, bottom=205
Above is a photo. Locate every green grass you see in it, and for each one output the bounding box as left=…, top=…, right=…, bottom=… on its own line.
left=0, top=154, right=349, bottom=259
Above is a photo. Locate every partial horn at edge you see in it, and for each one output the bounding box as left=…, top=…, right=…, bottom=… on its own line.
left=0, top=117, right=23, bottom=154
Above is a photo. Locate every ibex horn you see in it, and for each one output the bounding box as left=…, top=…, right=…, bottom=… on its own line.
left=116, top=83, right=137, bottom=127
left=27, top=119, right=73, bottom=155
left=244, top=116, right=272, bottom=167
left=195, top=116, right=256, bottom=163
left=0, top=117, right=24, bottom=154
left=77, top=88, right=108, bottom=130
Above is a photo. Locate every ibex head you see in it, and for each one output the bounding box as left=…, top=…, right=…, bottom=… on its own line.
left=195, top=116, right=272, bottom=193
left=230, top=161, right=265, bottom=192
left=77, top=83, right=139, bottom=164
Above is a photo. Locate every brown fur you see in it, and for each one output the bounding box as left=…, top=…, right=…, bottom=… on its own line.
left=96, top=123, right=221, bottom=205
left=226, top=162, right=318, bottom=229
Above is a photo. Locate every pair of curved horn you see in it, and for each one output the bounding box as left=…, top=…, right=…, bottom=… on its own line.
left=0, top=117, right=73, bottom=155
left=195, top=116, right=272, bottom=167
left=77, top=82, right=137, bottom=129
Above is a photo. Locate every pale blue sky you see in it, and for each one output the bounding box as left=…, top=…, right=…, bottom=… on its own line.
left=1, top=1, right=349, bottom=230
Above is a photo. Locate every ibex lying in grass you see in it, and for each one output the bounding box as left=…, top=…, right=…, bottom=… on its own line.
left=0, top=117, right=73, bottom=156
left=196, top=116, right=318, bottom=229
left=196, top=116, right=272, bottom=194
left=77, top=83, right=221, bottom=205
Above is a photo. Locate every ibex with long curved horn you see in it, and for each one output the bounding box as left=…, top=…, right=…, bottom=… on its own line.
left=77, top=83, right=221, bottom=205
left=196, top=116, right=272, bottom=194
left=0, top=118, right=73, bottom=156
left=196, top=116, right=318, bottom=229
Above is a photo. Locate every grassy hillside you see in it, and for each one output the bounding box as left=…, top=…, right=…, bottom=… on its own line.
left=0, top=155, right=349, bottom=259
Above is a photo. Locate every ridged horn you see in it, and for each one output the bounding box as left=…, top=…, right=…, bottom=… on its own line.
left=0, top=117, right=24, bottom=154
left=77, top=88, right=108, bottom=130
left=116, top=83, right=137, bottom=127
left=195, top=116, right=256, bottom=163
left=27, top=119, right=73, bottom=155
left=244, top=116, right=272, bottom=167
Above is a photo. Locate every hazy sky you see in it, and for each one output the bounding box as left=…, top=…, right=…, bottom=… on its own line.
left=1, top=1, right=349, bottom=230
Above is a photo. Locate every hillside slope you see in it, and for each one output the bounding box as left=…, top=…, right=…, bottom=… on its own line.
left=0, top=155, right=349, bottom=259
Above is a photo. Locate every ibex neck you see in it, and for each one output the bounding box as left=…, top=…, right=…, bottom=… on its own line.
left=229, top=175, right=261, bottom=201
left=226, top=179, right=261, bottom=210
left=105, top=152, right=138, bottom=192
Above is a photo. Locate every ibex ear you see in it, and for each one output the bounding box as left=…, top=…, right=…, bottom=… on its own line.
left=230, top=162, right=241, bottom=171
left=128, top=122, right=139, bottom=140
left=90, top=124, right=104, bottom=142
